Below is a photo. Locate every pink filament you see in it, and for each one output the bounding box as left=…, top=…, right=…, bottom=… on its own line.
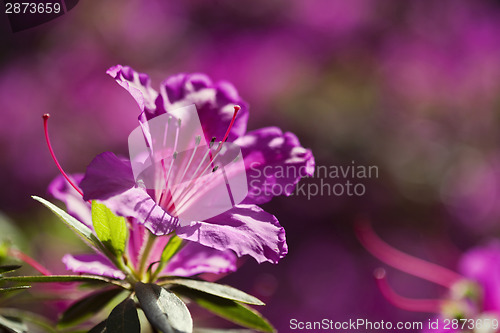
left=374, top=268, right=443, bottom=313
left=9, top=248, right=52, bottom=276
left=355, top=220, right=463, bottom=288
left=221, top=105, right=240, bottom=144
left=43, top=114, right=85, bottom=199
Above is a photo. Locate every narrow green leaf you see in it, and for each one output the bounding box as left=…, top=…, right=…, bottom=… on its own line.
left=0, top=315, right=27, bottom=333
left=88, top=320, right=107, bottom=333
left=161, top=235, right=184, bottom=263
left=135, top=282, right=192, bottom=333
left=32, top=196, right=101, bottom=249
left=172, top=287, right=274, bottom=333
left=0, top=286, right=30, bottom=293
left=165, top=279, right=264, bottom=305
left=106, top=299, right=140, bottom=333
left=59, top=288, right=122, bottom=328
left=0, top=309, right=57, bottom=333
left=91, top=201, right=128, bottom=257
left=0, top=265, right=22, bottom=274
left=1, top=275, right=121, bottom=285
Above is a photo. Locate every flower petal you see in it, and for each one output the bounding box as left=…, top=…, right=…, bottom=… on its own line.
left=127, top=218, right=148, bottom=269
left=176, top=204, right=287, bottom=264
left=80, top=152, right=136, bottom=202
left=107, top=65, right=162, bottom=118
left=164, top=242, right=237, bottom=277
left=62, top=253, right=125, bottom=279
left=458, top=241, right=500, bottom=311
left=48, top=174, right=92, bottom=228
left=157, top=73, right=249, bottom=143
left=236, top=127, right=315, bottom=205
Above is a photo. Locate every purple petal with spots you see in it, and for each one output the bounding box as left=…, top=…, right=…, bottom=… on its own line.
left=164, top=242, right=237, bottom=277
left=107, top=65, right=163, bottom=118
left=80, top=152, right=136, bottom=202
left=177, top=204, right=287, bottom=264
left=156, top=73, right=249, bottom=143
left=236, top=127, right=315, bottom=205
left=47, top=174, right=92, bottom=228
left=62, top=253, right=125, bottom=280
left=80, top=152, right=178, bottom=235
left=458, top=241, right=500, bottom=311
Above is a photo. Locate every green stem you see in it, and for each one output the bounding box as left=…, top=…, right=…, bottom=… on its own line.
left=150, top=236, right=184, bottom=282
left=138, top=233, right=156, bottom=281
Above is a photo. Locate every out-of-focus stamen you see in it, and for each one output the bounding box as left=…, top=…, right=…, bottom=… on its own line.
left=9, top=248, right=52, bottom=276
left=355, top=220, right=462, bottom=288
left=374, top=268, right=443, bottom=313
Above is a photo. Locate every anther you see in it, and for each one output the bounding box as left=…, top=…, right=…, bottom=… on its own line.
left=221, top=105, right=240, bottom=144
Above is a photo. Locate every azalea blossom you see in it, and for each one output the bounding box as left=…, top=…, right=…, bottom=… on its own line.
left=356, top=221, right=500, bottom=333
left=79, top=65, right=315, bottom=264
left=49, top=174, right=237, bottom=281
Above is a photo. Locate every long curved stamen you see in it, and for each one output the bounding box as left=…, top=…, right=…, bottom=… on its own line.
left=355, top=220, right=463, bottom=288
left=43, top=114, right=84, bottom=198
left=9, top=248, right=51, bottom=276
left=170, top=106, right=241, bottom=212
left=208, top=105, right=241, bottom=163
left=374, top=268, right=443, bottom=313
left=176, top=135, right=202, bottom=189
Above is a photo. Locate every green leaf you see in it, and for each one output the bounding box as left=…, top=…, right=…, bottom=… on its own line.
left=135, top=282, right=192, bottom=333
left=59, top=288, right=123, bottom=328
left=88, top=320, right=107, bottom=333
left=1, top=275, right=122, bottom=285
left=165, top=279, right=264, bottom=305
left=161, top=235, right=184, bottom=263
left=0, top=286, right=31, bottom=293
left=32, top=196, right=102, bottom=249
left=0, top=265, right=22, bottom=274
left=0, top=309, right=57, bottom=333
left=91, top=201, right=128, bottom=257
left=172, top=287, right=274, bottom=333
left=106, top=299, right=140, bottom=333
left=0, top=315, right=27, bottom=333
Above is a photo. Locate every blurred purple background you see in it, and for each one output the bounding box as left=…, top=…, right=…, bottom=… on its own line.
left=2, top=0, right=500, bottom=331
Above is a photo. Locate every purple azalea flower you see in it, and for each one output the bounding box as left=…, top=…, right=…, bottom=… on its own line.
left=48, top=174, right=238, bottom=280
left=79, top=65, right=314, bottom=264
left=356, top=222, right=500, bottom=332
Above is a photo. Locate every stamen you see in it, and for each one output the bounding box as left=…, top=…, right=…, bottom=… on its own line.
left=156, top=118, right=180, bottom=207
left=9, top=248, right=51, bottom=276
left=355, top=220, right=462, bottom=288
left=374, top=268, right=443, bottom=313
left=157, top=152, right=177, bottom=209
left=162, top=116, right=172, bottom=146
left=160, top=107, right=240, bottom=215
left=177, top=135, right=202, bottom=186
left=43, top=114, right=84, bottom=198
